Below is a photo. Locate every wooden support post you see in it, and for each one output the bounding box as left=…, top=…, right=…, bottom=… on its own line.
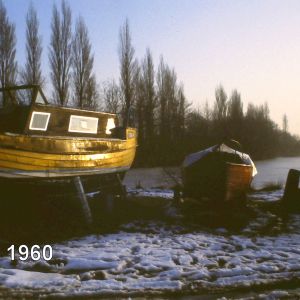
left=105, top=193, right=114, bottom=214
left=283, top=169, right=300, bottom=209
left=116, top=174, right=126, bottom=197
left=73, top=176, right=93, bottom=226
left=102, top=174, right=126, bottom=216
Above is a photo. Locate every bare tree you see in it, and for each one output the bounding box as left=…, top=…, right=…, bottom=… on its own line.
left=213, top=84, right=227, bottom=120
left=176, top=84, right=187, bottom=134
left=157, top=56, right=182, bottom=163
left=226, top=89, right=244, bottom=140
left=134, top=65, right=145, bottom=143
left=21, top=3, right=44, bottom=87
left=228, top=89, right=243, bottom=120
left=283, top=114, right=288, bottom=133
left=203, top=100, right=211, bottom=120
left=49, top=0, right=72, bottom=105
left=72, top=16, right=96, bottom=109
left=119, top=19, right=136, bottom=126
left=0, top=0, right=17, bottom=104
left=156, top=56, right=168, bottom=141
left=141, top=48, right=156, bottom=145
left=85, top=74, right=100, bottom=110
left=102, top=79, right=122, bottom=114
left=262, top=102, right=270, bottom=120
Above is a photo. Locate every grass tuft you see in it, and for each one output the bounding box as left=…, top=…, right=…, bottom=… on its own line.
left=258, top=181, right=283, bottom=192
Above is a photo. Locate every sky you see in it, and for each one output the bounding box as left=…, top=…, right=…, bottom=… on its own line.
left=3, top=0, right=300, bottom=135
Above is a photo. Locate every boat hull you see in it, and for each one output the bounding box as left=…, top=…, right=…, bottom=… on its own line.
left=224, top=163, right=253, bottom=202
left=183, top=163, right=252, bottom=202
left=183, top=162, right=253, bottom=203
left=0, top=128, right=136, bottom=178
left=182, top=147, right=254, bottom=204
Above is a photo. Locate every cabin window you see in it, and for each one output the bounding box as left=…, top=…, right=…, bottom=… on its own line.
left=29, top=112, right=51, bottom=131
left=106, top=118, right=116, bottom=135
left=68, top=115, right=98, bottom=134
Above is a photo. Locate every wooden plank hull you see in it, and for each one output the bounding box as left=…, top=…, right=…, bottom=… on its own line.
left=0, top=86, right=137, bottom=234
left=224, top=163, right=253, bottom=202
left=0, top=128, right=136, bottom=178
left=183, top=159, right=253, bottom=203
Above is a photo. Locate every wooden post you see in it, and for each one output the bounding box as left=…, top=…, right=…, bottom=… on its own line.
left=283, top=169, right=300, bottom=209
left=105, top=193, right=114, bottom=214
left=116, top=174, right=126, bottom=197
left=73, top=176, right=93, bottom=226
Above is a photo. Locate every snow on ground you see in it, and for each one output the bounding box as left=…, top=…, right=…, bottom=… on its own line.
left=0, top=187, right=300, bottom=298
left=127, top=188, right=174, bottom=200
left=249, top=189, right=284, bottom=203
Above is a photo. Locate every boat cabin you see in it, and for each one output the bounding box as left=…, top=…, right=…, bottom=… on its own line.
left=0, top=85, right=119, bottom=138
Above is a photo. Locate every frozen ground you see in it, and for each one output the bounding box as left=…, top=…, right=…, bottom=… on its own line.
left=1, top=187, right=300, bottom=299
left=0, top=166, right=300, bottom=299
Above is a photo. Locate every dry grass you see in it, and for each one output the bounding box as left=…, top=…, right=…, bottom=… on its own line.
left=251, top=181, right=283, bottom=192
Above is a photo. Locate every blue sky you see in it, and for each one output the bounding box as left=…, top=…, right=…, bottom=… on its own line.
left=3, top=0, right=300, bottom=135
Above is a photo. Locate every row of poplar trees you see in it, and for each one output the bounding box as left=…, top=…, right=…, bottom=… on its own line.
left=0, top=0, right=188, bottom=166
left=1, top=0, right=299, bottom=165
left=115, top=20, right=188, bottom=165
left=0, top=0, right=98, bottom=108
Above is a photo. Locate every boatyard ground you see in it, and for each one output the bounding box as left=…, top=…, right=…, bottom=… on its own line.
left=0, top=158, right=300, bottom=299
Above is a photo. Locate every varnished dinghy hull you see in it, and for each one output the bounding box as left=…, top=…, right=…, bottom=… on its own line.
left=182, top=143, right=256, bottom=205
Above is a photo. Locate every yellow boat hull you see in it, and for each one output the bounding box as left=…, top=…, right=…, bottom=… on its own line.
left=0, top=128, right=137, bottom=178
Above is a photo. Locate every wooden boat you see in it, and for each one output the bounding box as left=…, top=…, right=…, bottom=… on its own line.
left=182, top=142, right=257, bottom=204
left=0, top=85, right=136, bottom=180
left=0, top=84, right=137, bottom=209
left=0, top=84, right=138, bottom=229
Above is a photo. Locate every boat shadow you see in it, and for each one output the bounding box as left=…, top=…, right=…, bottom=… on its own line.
left=0, top=183, right=298, bottom=248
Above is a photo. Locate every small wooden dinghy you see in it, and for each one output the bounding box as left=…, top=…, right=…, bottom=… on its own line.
left=182, top=142, right=257, bottom=204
